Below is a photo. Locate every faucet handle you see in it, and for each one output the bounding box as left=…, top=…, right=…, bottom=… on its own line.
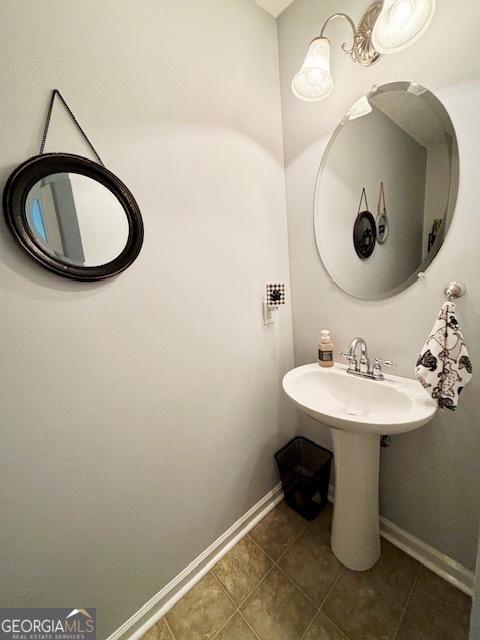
left=372, top=357, right=396, bottom=378
left=339, top=351, right=355, bottom=364
left=374, top=358, right=395, bottom=367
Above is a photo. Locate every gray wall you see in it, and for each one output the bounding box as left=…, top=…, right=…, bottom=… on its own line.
left=278, top=0, right=480, bottom=570
left=0, top=2, right=295, bottom=638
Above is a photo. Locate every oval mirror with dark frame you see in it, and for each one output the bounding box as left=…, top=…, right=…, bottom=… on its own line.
left=314, top=81, right=459, bottom=300
left=3, top=153, right=144, bottom=281
left=354, top=210, right=376, bottom=259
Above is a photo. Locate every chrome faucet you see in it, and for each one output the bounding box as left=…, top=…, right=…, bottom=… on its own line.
left=340, top=337, right=394, bottom=381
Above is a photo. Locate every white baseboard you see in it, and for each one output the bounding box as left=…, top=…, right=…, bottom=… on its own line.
left=327, top=486, right=474, bottom=597
left=379, top=516, right=474, bottom=596
left=106, top=483, right=284, bottom=640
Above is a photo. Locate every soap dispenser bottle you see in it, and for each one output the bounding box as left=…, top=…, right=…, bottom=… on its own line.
left=318, top=329, right=334, bottom=368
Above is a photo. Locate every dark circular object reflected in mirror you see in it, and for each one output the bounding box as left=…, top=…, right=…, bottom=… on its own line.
left=3, top=153, right=143, bottom=281
left=353, top=210, right=376, bottom=259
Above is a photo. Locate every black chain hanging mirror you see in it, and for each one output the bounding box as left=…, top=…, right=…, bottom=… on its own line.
left=3, top=89, right=144, bottom=281
left=353, top=187, right=376, bottom=259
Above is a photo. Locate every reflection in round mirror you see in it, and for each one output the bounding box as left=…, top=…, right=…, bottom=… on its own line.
left=3, top=153, right=143, bottom=281
left=25, top=173, right=129, bottom=267
left=353, top=210, right=376, bottom=259
left=314, top=82, right=459, bottom=300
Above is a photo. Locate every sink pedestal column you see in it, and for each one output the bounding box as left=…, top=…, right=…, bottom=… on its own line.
left=331, top=429, right=381, bottom=571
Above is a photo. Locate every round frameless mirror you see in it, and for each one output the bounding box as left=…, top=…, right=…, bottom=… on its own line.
left=314, top=81, right=459, bottom=300
left=3, top=154, right=143, bottom=280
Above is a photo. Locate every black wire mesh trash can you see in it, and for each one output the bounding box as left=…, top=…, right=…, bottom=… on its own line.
left=275, top=436, right=332, bottom=520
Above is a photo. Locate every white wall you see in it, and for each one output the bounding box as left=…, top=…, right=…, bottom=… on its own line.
left=70, top=175, right=129, bottom=265
left=0, top=2, right=295, bottom=638
left=316, top=105, right=426, bottom=298
left=278, top=0, right=480, bottom=570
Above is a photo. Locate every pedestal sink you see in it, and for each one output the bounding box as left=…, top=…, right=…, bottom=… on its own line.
left=282, top=363, right=437, bottom=571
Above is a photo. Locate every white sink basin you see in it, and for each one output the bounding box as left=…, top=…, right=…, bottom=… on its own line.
left=282, top=363, right=436, bottom=435
left=282, top=362, right=437, bottom=572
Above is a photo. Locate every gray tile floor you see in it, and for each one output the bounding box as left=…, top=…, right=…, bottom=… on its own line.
left=143, top=502, right=472, bottom=640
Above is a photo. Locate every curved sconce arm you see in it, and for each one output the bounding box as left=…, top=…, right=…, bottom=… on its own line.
left=319, top=13, right=357, bottom=57
left=317, top=2, right=383, bottom=67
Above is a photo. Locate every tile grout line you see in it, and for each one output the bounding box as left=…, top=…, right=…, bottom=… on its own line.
left=210, top=569, right=238, bottom=609
left=210, top=563, right=271, bottom=640
left=299, top=608, right=350, bottom=640
left=299, top=610, right=320, bottom=640
left=247, top=507, right=308, bottom=566
left=273, top=508, right=351, bottom=637
left=318, top=608, right=350, bottom=640
left=319, top=567, right=344, bottom=611
left=234, top=565, right=275, bottom=640
left=249, top=522, right=321, bottom=613
left=236, top=565, right=276, bottom=608
left=246, top=533, right=278, bottom=566
left=246, top=541, right=320, bottom=638
left=316, top=568, right=353, bottom=640
left=213, top=513, right=309, bottom=639
left=239, top=612, right=263, bottom=640
left=210, top=609, right=238, bottom=640
left=212, top=544, right=275, bottom=612
left=314, top=565, right=356, bottom=640
left=162, top=616, right=176, bottom=640
left=392, top=563, right=422, bottom=640
left=274, top=563, right=320, bottom=613
left=250, top=511, right=344, bottom=635
left=208, top=571, right=242, bottom=640
left=273, top=519, right=309, bottom=565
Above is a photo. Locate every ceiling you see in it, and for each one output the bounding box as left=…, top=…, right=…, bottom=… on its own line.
left=373, top=90, right=451, bottom=148
left=254, top=0, right=294, bottom=17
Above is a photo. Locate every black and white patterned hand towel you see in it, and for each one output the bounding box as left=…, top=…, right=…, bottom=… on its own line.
left=415, top=301, right=472, bottom=410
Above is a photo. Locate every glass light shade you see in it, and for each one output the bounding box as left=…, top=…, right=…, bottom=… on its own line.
left=291, top=38, right=333, bottom=102
left=372, top=0, right=436, bottom=54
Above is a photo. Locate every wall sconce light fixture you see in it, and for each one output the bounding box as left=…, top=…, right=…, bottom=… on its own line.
left=291, top=0, right=436, bottom=102
left=372, top=0, right=436, bottom=53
